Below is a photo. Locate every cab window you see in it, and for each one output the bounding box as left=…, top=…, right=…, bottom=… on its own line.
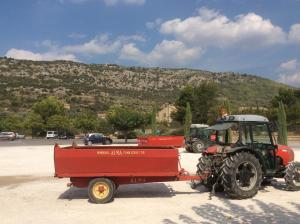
left=189, top=128, right=197, bottom=137
left=217, top=123, right=239, bottom=145
left=241, top=125, right=251, bottom=145
left=251, top=124, right=272, bottom=144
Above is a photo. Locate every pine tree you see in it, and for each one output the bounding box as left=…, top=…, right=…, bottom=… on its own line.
left=184, top=102, right=192, bottom=138
left=277, top=101, right=288, bottom=145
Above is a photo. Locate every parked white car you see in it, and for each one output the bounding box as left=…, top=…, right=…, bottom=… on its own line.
left=16, top=133, right=25, bottom=139
left=46, top=131, right=58, bottom=139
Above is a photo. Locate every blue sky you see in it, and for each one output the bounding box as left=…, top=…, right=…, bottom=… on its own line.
left=1, top=0, right=300, bottom=86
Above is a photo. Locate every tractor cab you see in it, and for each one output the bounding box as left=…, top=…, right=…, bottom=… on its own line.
left=208, top=115, right=277, bottom=174
left=197, top=114, right=299, bottom=198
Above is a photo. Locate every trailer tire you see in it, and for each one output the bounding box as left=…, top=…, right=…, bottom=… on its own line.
left=284, top=161, right=300, bottom=191
left=221, top=152, right=262, bottom=199
left=88, top=178, right=115, bottom=204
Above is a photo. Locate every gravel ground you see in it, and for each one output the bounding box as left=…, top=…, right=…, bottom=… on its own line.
left=0, top=143, right=299, bottom=224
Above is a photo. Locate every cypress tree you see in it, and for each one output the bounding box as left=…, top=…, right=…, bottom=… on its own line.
left=277, top=101, right=288, bottom=145
left=224, top=100, right=232, bottom=143
left=151, top=105, right=157, bottom=135
left=223, top=100, right=231, bottom=116
left=184, top=102, right=192, bottom=138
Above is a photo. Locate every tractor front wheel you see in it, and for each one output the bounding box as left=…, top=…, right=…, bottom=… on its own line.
left=192, top=140, right=205, bottom=153
left=185, top=144, right=193, bottom=153
left=196, top=155, right=223, bottom=191
left=284, top=161, right=300, bottom=191
left=221, top=151, right=262, bottom=199
left=88, top=178, right=115, bottom=203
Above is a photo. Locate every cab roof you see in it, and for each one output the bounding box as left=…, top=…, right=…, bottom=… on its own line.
left=190, top=124, right=209, bottom=128
left=219, top=115, right=269, bottom=123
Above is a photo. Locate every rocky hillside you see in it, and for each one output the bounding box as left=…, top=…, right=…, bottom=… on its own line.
left=0, top=57, right=288, bottom=112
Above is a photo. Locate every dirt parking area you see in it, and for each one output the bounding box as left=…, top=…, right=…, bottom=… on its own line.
left=0, top=143, right=299, bottom=224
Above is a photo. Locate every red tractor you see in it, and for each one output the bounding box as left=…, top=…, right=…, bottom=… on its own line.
left=194, top=115, right=300, bottom=198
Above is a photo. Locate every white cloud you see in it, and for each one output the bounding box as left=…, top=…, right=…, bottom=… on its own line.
left=278, top=72, right=300, bottom=86
left=63, top=34, right=122, bottom=55
left=68, top=33, right=87, bottom=39
left=197, top=7, right=220, bottom=20
left=103, top=0, right=145, bottom=6
left=278, top=59, right=300, bottom=86
left=6, top=48, right=78, bottom=61
left=279, top=59, right=299, bottom=71
left=5, top=34, right=121, bottom=61
left=160, top=7, right=286, bottom=49
left=120, top=8, right=290, bottom=67
left=117, top=34, right=146, bottom=42
left=5, top=34, right=145, bottom=62
left=59, top=0, right=145, bottom=6
left=120, top=43, right=143, bottom=61
left=58, top=0, right=91, bottom=3
left=146, top=18, right=162, bottom=29
left=288, top=24, right=300, bottom=44
left=120, top=40, right=202, bottom=66
left=62, top=34, right=145, bottom=55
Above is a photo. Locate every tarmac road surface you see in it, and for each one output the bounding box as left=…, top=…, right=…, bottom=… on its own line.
left=0, top=138, right=137, bottom=147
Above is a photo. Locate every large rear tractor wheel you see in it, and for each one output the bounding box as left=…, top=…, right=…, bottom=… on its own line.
left=284, top=161, right=300, bottom=191
left=221, top=152, right=262, bottom=199
left=196, top=155, right=223, bottom=191
left=192, top=140, right=205, bottom=153
left=88, top=178, right=115, bottom=204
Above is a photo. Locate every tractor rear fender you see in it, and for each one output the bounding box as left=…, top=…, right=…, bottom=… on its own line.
left=225, top=147, right=267, bottom=173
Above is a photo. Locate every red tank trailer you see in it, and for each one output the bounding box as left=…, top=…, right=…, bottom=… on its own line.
left=137, top=135, right=184, bottom=147
left=54, top=144, right=202, bottom=203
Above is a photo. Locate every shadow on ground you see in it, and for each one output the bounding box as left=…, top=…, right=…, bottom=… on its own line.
left=58, top=187, right=89, bottom=200
left=116, top=183, right=175, bottom=198
left=58, top=183, right=176, bottom=201
left=58, top=182, right=206, bottom=201
left=163, top=198, right=300, bottom=224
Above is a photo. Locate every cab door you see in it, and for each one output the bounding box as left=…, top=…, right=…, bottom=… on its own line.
left=250, top=123, right=277, bottom=171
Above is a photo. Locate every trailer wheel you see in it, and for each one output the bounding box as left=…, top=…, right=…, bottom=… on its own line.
left=284, top=161, right=300, bottom=191
left=88, top=178, right=115, bottom=204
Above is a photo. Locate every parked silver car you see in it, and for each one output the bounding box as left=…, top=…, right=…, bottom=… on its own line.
left=0, top=132, right=16, bottom=141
